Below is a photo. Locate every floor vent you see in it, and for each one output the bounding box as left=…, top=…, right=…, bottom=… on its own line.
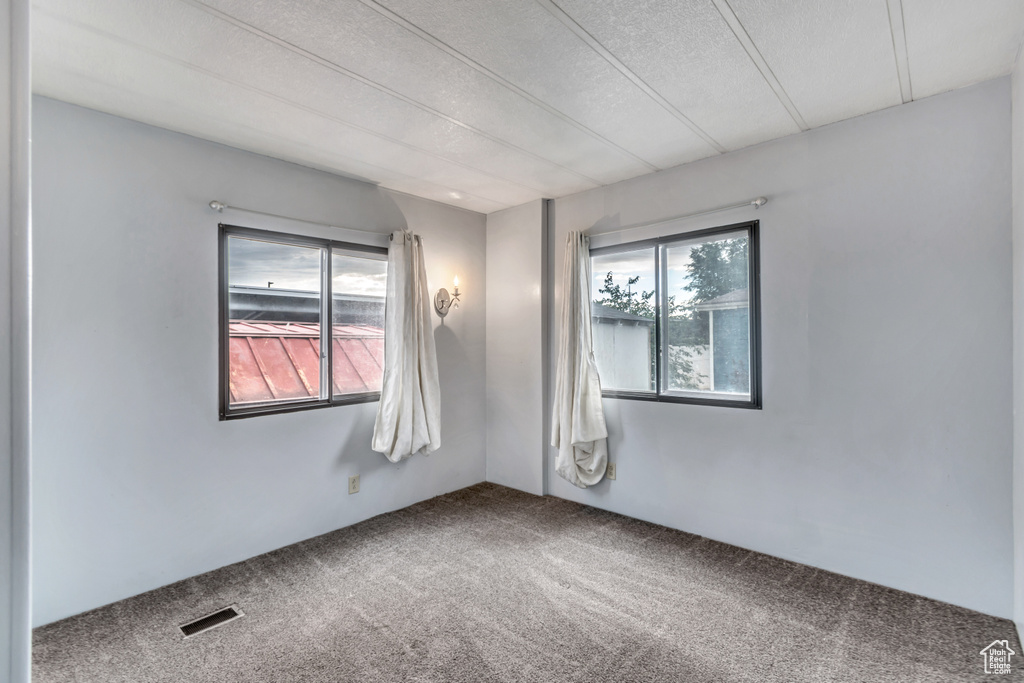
left=179, top=606, right=243, bottom=637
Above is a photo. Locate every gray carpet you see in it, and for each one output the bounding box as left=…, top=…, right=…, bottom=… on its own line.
left=34, top=483, right=1021, bottom=682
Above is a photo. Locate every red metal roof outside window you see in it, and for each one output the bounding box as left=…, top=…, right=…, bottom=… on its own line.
left=228, top=321, right=383, bottom=405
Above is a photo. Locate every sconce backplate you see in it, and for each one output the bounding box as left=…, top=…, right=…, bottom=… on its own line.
left=434, top=288, right=452, bottom=317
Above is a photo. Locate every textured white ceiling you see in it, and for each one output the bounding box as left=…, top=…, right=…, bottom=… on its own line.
left=31, top=0, right=1024, bottom=213
left=726, top=0, right=904, bottom=129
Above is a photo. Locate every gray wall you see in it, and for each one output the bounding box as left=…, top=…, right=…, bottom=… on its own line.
left=548, top=78, right=1013, bottom=618
left=485, top=200, right=546, bottom=495
left=1013, top=54, right=1024, bottom=635
left=0, top=0, right=12, bottom=668
left=3, top=0, right=31, bottom=678
left=31, top=97, right=487, bottom=626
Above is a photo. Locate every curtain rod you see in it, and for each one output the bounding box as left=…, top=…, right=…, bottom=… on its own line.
left=585, top=196, right=767, bottom=239
left=208, top=200, right=387, bottom=238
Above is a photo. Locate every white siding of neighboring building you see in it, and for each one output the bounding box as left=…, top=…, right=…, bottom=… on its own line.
left=675, top=344, right=711, bottom=391
left=593, top=321, right=651, bottom=391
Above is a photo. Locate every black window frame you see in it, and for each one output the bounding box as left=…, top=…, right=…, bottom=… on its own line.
left=590, top=220, right=762, bottom=410
left=219, top=223, right=388, bottom=420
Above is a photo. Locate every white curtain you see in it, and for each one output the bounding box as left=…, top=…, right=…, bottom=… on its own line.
left=551, top=231, right=608, bottom=488
left=372, top=231, right=441, bottom=462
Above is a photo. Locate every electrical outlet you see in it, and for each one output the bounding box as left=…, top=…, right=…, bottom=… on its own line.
left=348, top=475, right=360, bottom=494
left=606, top=463, right=616, bottom=480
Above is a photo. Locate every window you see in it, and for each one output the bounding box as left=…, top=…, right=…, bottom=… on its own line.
left=590, top=221, right=761, bottom=408
left=219, top=224, right=387, bottom=419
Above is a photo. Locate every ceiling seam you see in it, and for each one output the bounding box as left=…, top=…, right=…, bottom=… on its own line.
left=37, top=9, right=560, bottom=199
left=176, top=0, right=606, bottom=187
left=709, top=0, right=809, bottom=131
left=36, top=64, right=510, bottom=212
left=534, top=0, right=728, bottom=155
left=356, top=0, right=660, bottom=172
left=885, top=0, right=913, bottom=103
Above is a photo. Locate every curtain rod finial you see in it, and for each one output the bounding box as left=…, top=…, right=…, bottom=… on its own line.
left=209, top=200, right=226, bottom=212
left=752, top=196, right=768, bottom=209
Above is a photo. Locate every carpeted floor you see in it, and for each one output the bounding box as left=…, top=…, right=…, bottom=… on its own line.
left=34, top=483, right=1021, bottom=682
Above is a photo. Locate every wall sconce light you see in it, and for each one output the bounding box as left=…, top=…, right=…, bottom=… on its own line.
left=434, top=276, right=461, bottom=317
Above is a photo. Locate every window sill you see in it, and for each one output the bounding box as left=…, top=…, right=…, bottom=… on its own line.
left=601, top=390, right=761, bottom=410
left=220, top=392, right=380, bottom=420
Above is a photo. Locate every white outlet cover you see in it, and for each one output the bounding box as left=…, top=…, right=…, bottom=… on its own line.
left=348, top=475, right=360, bottom=494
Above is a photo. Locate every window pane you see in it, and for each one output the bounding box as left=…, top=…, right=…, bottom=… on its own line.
left=227, top=236, right=323, bottom=407
left=662, top=230, right=750, bottom=397
left=331, top=250, right=387, bottom=397
left=591, top=247, right=656, bottom=392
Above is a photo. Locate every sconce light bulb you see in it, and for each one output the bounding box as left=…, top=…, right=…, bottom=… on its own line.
left=453, top=275, right=459, bottom=287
